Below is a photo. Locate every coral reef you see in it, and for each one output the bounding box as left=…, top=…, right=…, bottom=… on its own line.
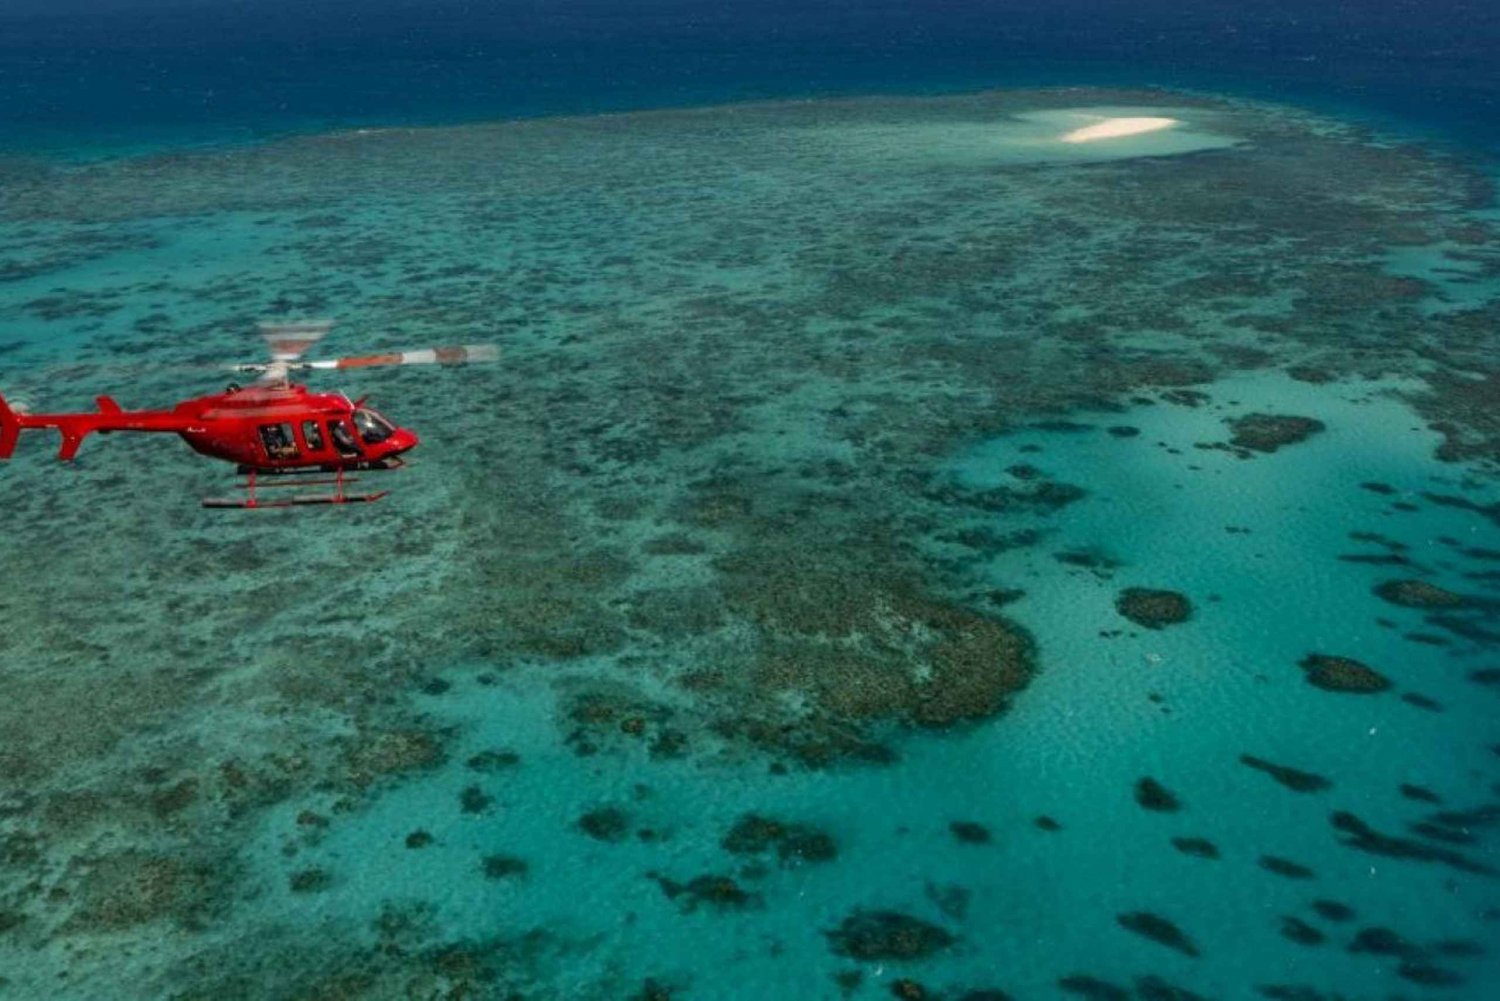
left=1331, top=811, right=1494, bottom=874
left=949, top=821, right=992, bottom=844
left=1224, top=414, right=1326, bottom=453
left=2, top=84, right=1499, bottom=997
left=1116, top=911, right=1200, bottom=957
left=1171, top=837, right=1220, bottom=859
left=1115, top=588, right=1193, bottom=629
left=1239, top=755, right=1332, bottom=793
left=649, top=872, right=762, bottom=913
left=1059, top=975, right=1130, bottom=1000
left=720, top=813, right=838, bottom=864
left=1279, top=917, right=1325, bottom=946
left=481, top=855, right=528, bottom=880
left=1134, top=777, right=1182, bottom=812
left=577, top=806, right=630, bottom=843
left=827, top=910, right=956, bottom=961
left=1298, top=654, right=1392, bottom=694
left=1373, top=579, right=1468, bottom=609
left=1136, top=976, right=1211, bottom=1001
left=1311, top=900, right=1355, bottom=922
left=1258, top=855, right=1315, bottom=880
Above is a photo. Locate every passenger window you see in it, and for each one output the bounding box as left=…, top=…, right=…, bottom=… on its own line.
left=302, top=420, right=325, bottom=451
left=258, top=422, right=299, bottom=460
left=328, top=419, right=361, bottom=457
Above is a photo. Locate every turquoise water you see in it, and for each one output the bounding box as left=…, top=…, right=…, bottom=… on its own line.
left=1, top=88, right=1499, bottom=999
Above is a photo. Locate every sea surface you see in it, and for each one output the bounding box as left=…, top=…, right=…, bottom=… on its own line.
left=1, top=4, right=1498, bottom=1001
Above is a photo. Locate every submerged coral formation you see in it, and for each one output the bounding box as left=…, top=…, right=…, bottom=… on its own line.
left=1115, top=588, right=1193, bottom=629
left=1224, top=414, right=1326, bottom=454
left=1239, top=754, right=1332, bottom=793
left=1116, top=912, right=1200, bottom=957
left=827, top=910, right=956, bottom=961
left=1297, top=654, right=1392, bottom=694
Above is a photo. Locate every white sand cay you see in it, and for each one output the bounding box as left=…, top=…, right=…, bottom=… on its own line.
left=811, top=102, right=1239, bottom=166
left=1060, top=115, right=1179, bottom=143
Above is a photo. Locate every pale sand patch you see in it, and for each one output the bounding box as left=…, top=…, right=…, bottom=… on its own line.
left=1060, top=116, right=1180, bottom=143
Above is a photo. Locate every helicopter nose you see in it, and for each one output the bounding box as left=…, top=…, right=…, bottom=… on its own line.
left=390, top=428, right=420, bottom=453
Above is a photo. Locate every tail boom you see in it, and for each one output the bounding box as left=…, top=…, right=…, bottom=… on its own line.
left=0, top=393, right=189, bottom=461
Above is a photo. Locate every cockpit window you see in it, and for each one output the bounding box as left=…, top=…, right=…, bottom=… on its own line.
left=353, top=407, right=395, bottom=444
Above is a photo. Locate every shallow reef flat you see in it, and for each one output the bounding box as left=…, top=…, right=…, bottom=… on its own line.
left=0, top=88, right=1499, bottom=998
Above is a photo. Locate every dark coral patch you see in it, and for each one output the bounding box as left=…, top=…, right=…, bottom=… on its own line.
left=1225, top=414, right=1325, bottom=453
left=1373, top=579, right=1467, bottom=609
left=721, top=813, right=837, bottom=863
left=1331, top=811, right=1494, bottom=874
left=1257, top=987, right=1337, bottom=1001
left=1171, top=837, right=1219, bottom=859
left=1298, top=654, right=1391, bottom=694
left=480, top=854, right=528, bottom=880
left=949, top=820, right=992, bottom=844
left=1239, top=754, right=1331, bottom=793
left=1348, top=926, right=1419, bottom=958
left=1259, top=855, right=1316, bottom=880
left=1136, top=975, right=1211, bottom=1001
left=1397, top=962, right=1464, bottom=988
left=1311, top=900, right=1355, bottom=922
left=1058, top=975, right=1130, bottom=1000
left=288, top=868, right=331, bottom=894
left=781, top=827, right=839, bottom=863
left=826, top=910, right=955, bottom=961
left=631, top=978, right=676, bottom=1001
left=650, top=872, right=760, bottom=912
left=577, top=806, right=630, bottom=843
left=1116, top=911, right=1200, bottom=957
left=721, top=814, right=784, bottom=854
left=1279, top=917, right=1325, bottom=946
left=1116, top=588, right=1193, bottom=629
left=465, top=749, right=521, bottom=772
left=1034, top=815, right=1062, bottom=832
left=1134, top=777, right=1182, bottom=812
left=459, top=785, right=494, bottom=814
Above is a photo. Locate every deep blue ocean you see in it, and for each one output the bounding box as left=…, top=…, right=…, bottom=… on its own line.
left=2, top=0, right=1497, bottom=157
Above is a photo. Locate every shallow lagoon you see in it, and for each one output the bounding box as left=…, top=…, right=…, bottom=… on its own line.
left=1, top=88, right=1498, bottom=999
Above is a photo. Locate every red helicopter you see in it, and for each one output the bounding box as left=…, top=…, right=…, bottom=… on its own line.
left=0, top=321, right=497, bottom=508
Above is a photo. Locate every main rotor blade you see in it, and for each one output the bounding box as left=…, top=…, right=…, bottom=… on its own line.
left=259, top=320, right=333, bottom=363
left=302, top=344, right=499, bottom=371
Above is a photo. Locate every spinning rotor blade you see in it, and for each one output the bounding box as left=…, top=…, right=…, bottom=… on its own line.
left=301, top=344, right=499, bottom=371
left=259, top=320, right=333, bottom=363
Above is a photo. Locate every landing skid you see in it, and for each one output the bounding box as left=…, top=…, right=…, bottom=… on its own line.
left=203, top=467, right=390, bottom=509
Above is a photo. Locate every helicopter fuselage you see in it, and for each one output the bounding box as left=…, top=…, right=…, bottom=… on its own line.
left=0, top=382, right=419, bottom=472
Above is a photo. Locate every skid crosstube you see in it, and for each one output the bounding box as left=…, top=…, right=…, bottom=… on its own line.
left=202, top=490, right=389, bottom=509
left=204, top=462, right=396, bottom=509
